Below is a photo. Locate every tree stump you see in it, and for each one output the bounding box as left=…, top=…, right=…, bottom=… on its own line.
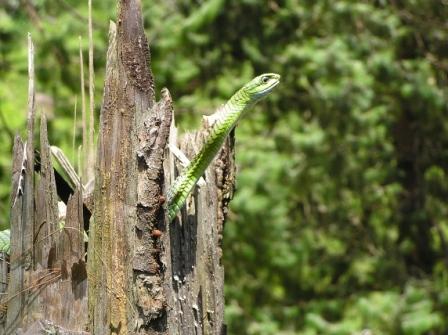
left=4, top=37, right=88, bottom=334
left=88, top=1, right=234, bottom=334
left=2, top=1, right=234, bottom=334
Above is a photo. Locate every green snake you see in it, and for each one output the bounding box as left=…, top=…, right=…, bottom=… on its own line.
left=0, top=228, right=10, bottom=254
left=0, top=73, right=280, bottom=252
left=167, top=73, right=280, bottom=221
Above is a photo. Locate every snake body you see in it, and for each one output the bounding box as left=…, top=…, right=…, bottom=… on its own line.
left=167, top=73, right=280, bottom=221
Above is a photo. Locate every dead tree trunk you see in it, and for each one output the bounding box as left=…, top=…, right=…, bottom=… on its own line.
left=1, top=1, right=233, bottom=334
left=88, top=1, right=234, bottom=334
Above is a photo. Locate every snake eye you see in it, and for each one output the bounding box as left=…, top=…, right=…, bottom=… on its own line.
left=261, top=76, right=269, bottom=83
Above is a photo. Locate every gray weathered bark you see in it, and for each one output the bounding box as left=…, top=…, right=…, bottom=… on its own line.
left=164, top=125, right=235, bottom=335
left=3, top=36, right=88, bottom=335
left=3, top=115, right=89, bottom=335
left=0, top=252, right=8, bottom=334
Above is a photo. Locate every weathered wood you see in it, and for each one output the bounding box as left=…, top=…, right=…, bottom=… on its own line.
left=87, top=0, right=157, bottom=331
left=164, top=123, right=234, bottom=335
left=4, top=115, right=89, bottom=334
left=88, top=1, right=234, bottom=334
left=5, top=136, right=24, bottom=334
left=34, top=114, right=59, bottom=269
left=20, top=319, right=90, bottom=335
left=6, top=35, right=35, bottom=333
left=34, top=115, right=88, bottom=331
left=0, top=251, right=8, bottom=333
left=133, top=89, right=172, bottom=333
left=4, top=3, right=235, bottom=334
left=5, top=35, right=89, bottom=334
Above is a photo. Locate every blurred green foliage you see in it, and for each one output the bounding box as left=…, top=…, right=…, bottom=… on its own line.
left=1, top=0, right=447, bottom=333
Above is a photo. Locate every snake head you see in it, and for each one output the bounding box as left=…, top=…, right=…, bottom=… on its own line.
left=244, top=73, right=281, bottom=101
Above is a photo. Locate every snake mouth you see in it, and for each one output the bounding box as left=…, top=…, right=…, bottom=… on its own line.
left=269, top=76, right=281, bottom=89
left=258, top=74, right=281, bottom=96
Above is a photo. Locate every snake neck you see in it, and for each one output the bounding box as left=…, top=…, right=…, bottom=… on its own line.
left=189, top=88, right=250, bottom=179
left=214, top=88, right=252, bottom=131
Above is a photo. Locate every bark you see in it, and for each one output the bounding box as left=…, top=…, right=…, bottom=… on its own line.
left=88, top=1, right=234, bottom=334
left=4, top=37, right=88, bottom=335
left=86, top=1, right=159, bottom=331
left=3, top=2, right=234, bottom=334
left=164, top=125, right=235, bottom=335
left=6, top=35, right=36, bottom=333
left=4, top=115, right=89, bottom=335
left=0, top=253, right=8, bottom=333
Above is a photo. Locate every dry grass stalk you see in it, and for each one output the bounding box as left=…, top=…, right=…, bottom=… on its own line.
left=79, top=36, right=87, bottom=179
left=87, top=0, right=95, bottom=181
